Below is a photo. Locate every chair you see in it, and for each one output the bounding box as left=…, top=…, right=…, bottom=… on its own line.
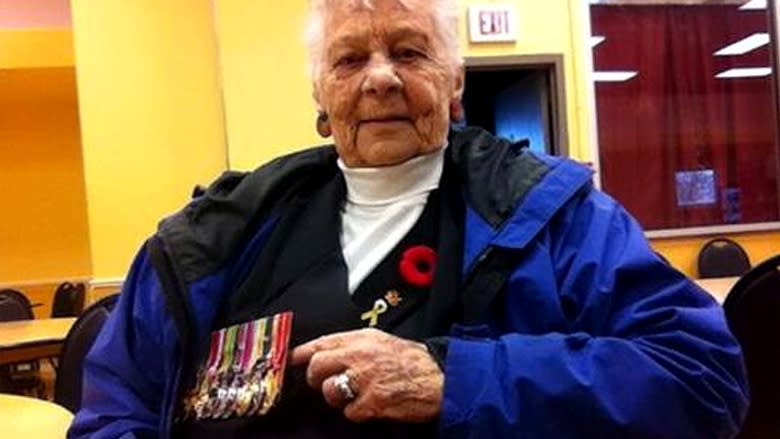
left=191, top=184, right=207, bottom=199
left=54, top=294, right=119, bottom=413
left=723, top=254, right=780, bottom=438
left=0, top=289, right=44, bottom=397
left=654, top=251, right=671, bottom=265
left=0, top=289, right=34, bottom=320
left=51, top=282, right=86, bottom=318
left=0, top=296, right=30, bottom=322
left=697, top=237, right=751, bottom=278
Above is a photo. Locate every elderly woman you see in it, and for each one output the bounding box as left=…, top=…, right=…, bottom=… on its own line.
left=69, top=0, right=748, bottom=437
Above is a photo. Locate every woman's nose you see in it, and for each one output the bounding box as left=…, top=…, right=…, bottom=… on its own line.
left=361, top=58, right=402, bottom=96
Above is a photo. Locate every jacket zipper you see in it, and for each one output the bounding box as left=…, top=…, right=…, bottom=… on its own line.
left=464, top=246, right=494, bottom=282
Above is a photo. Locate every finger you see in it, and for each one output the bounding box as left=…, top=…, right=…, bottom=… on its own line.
left=321, top=373, right=355, bottom=408
left=291, top=336, right=340, bottom=366
left=344, top=395, right=377, bottom=423
left=306, top=349, right=349, bottom=389
left=291, top=331, right=355, bottom=366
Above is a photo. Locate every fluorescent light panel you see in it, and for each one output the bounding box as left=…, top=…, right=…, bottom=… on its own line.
left=715, top=33, right=770, bottom=56
left=715, top=67, right=772, bottom=78
left=593, top=71, right=638, bottom=82
left=590, top=36, right=606, bottom=48
left=739, top=0, right=767, bottom=10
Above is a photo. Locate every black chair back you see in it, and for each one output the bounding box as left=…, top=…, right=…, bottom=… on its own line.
left=0, top=289, right=43, bottom=396
left=51, top=282, right=86, bottom=318
left=697, top=237, right=751, bottom=278
left=54, top=294, right=119, bottom=413
left=654, top=251, right=671, bottom=265
left=191, top=184, right=207, bottom=199
left=0, top=289, right=34, bottom=321
left=723, top=254, right=780, bottom=438
left=0, top=297, right=30, bottom=322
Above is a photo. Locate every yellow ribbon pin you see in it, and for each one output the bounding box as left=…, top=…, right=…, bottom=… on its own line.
left=361, top=299, right=389, bottom=327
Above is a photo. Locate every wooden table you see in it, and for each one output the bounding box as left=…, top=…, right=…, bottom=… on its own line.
left=0, top=393, right=73, bottom=437
left=0, top=318, right=76, bottom=365
left=693, top=277, right=740, bottom=304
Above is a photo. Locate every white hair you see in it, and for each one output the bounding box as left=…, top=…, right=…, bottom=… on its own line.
left=304, top=0, right=461, bottom=81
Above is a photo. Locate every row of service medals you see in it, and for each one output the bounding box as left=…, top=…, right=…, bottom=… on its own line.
left=180, top=311, right=293, bottom=420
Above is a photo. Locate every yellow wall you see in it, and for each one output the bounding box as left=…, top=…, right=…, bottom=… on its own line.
left=214, top=0, right=320, bottom=170
left=70, top=0, right=228, bottom=279
left=0, top=30, right=74, bottom=69
left=214, top=0, right=595, bottom=170
left=0, top=67, right=91, bottom=283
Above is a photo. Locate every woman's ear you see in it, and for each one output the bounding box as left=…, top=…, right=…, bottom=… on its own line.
left=452, top=63, right=465, bottom=101
left=312, top=82, right=332, bottom=137
left=312, top=84, right=321, bottom=107
left=450, top=63, right=465, bottom=122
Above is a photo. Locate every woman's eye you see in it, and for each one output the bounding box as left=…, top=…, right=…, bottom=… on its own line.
left=335, top=54, right=364, bottom=68
left=394, top=49, right=424, bottom=62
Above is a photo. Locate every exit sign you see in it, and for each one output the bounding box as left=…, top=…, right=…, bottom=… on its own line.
left=468, top=5, right=518, bottom=43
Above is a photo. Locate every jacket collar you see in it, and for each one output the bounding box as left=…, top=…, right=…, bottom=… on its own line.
left=158, top=127, right=593, bottom=283
left=448, top=127, right=594, bottom=270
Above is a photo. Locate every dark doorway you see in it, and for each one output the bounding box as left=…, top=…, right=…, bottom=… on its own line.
left=461, top=56, right=567, bottom=156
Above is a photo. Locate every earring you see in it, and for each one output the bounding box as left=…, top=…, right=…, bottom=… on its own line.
left=450, top=100, right=464, bottom=123
left=316, top=112, right=332, bottom=138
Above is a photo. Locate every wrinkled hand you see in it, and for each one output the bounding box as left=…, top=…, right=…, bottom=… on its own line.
left=291, top=328, right=443, bottom=423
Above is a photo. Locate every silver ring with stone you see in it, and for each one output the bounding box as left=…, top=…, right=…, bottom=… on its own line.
left=333, top=372, right=356, bottom=400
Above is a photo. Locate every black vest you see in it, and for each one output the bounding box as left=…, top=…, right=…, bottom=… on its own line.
left=175, top=165, right=464, bottom=438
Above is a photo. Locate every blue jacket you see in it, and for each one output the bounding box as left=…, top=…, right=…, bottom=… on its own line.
left=70, top=128, right=748, bottom=438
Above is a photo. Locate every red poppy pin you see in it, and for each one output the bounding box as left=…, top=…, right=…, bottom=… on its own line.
left=399, top=245, right=437, bottom=288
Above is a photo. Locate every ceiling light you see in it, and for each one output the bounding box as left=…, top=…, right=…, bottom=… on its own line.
left=591, top=36, right=606, bottom=48
left=715, top=67, right=772, bottom=78
left=739, top=0, right=767, bottom=10
left=715, top=33, right=770, bottom=56
left=593, top=71, right=638, bottom=82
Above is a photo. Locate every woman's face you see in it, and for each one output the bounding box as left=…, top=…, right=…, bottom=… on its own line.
left=315, top=0, right=463, bottom=167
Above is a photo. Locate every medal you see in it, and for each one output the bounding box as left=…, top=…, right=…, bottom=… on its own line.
left=246, top=317, right=270, bottom=416
left=222, top=323, right=249, bottom=418
left=196, top=329, right=225, bottom=419
left=234, top=320, right=255, bottom=417
left=260, top=311, right=292, bottom=415
left=384, top=290, right=403, bottom=307
left=213, top=324, right=238, bottom=418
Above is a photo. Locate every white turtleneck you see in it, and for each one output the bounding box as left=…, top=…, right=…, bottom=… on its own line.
left=338, top=147, right=445, bottom=294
